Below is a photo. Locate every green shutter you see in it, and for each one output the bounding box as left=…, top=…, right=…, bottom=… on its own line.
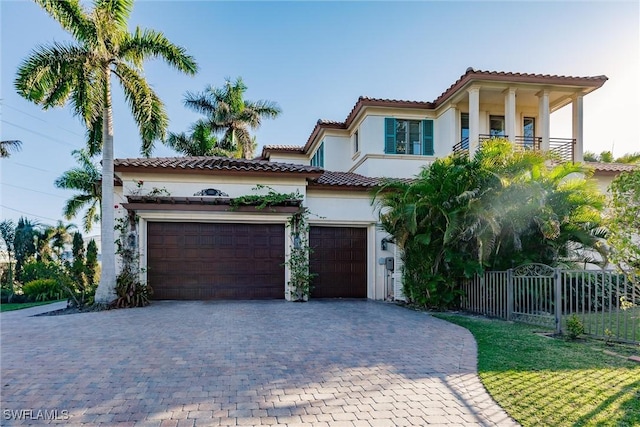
left=422, top=120, right=434, bottom=155
left=319, top=142, right=324, bottom=167
left=385, top=118, right=396, bottom=154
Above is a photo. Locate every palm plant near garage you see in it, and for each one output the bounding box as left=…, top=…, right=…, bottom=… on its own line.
left=15, top=0, right=197, bottom=304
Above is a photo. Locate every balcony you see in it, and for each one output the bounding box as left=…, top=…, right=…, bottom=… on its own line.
left=452, top=135, right=575, bottom=162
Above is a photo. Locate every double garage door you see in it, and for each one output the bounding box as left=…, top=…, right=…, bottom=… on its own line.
left=147, top=222, right=367, bottom=300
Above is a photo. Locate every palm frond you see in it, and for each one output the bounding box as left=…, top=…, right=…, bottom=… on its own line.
left=34, top=0, right=96, bottom=45
left=15, top=42, right=89, bottom=107
left=63, top=194, right=95, bottom=220
left=114, top=62, right=167, bottom=155
left=0, top=140, right=23, bottom=158
left=183, top=90, right=217, bottom=115
left=70, top=63, right=104, bottom=131
left=93, top=0, right=133, bottom=31
left=120, top=27, right=198, bottom=74
left=85, top=114, right=103, bottom=156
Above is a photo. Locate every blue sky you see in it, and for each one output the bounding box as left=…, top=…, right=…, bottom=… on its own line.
left=1, top=0, right=639, bottom=235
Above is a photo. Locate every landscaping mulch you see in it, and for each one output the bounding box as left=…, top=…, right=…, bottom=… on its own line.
left=34, top=304, right=108, bottom=317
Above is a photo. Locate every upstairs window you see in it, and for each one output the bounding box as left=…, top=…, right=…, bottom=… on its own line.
left=353, top=130, right=359, bottom=154
left=489, top=115, right=506, bottom=137
left=384, top=118, right=434, bottom=155
left=311, top=141, right=324, bottom=167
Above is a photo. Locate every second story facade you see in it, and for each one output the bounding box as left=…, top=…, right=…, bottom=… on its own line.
left=261, top=68, right=608, bottom=178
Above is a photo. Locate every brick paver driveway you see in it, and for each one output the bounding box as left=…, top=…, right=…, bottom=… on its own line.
left=1, top=301, right=517, bottom=426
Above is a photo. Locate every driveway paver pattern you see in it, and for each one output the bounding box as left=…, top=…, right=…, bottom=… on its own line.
left=1, top=300, right=518, bottom=426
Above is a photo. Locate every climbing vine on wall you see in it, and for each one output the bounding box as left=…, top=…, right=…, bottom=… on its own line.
left=230, top=184, right=302, bottom=210
left=113, top=212, right=152, bottom=308
left=285, top=208, right=316, bottom=301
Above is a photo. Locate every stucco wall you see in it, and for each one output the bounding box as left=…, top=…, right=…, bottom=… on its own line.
left=322, top=135, right=352, bottom=173
left=351, top=155, right=431, bottom=179
left=267, top=153, right=308, bottom=165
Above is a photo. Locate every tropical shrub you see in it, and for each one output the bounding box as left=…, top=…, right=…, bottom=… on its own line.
left=63, top=232, right=96, bottom=308
left=22, top=279, right=62, bottom=302
left=21, top=260, right=66, bottom=284
left=374, top=139, right=607, bottom=309
left=607, top=169, right=640, bottom=276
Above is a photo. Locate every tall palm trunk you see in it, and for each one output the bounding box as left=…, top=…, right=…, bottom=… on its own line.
left=94, top=66, right=117, bottom=304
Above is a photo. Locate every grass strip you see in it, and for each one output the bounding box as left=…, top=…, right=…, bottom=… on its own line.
left=0, top=300, right=64, bottom=312
left=435, top=313, right=640, bottom=427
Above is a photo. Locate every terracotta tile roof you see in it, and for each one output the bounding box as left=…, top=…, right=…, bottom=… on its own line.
left=585, top=162, right=638, bottom=173
left=309, top=171, right=412, bottom=191
left=114, top=156, right=324, bottom=177
left=302, top=98, right=435, bottom=152
left=433, top=68, right=608, bottom=106
left=262, top=144, right=305, bottom=152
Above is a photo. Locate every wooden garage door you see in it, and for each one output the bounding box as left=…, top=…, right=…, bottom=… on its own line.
left=147, top=222, right=285, bottom=300
left=309, top=227, right=367, bottom=298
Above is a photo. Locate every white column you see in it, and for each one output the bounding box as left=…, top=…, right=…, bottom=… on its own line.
left=537, top=89, right=550, bottom=152
left=572, top=94, right=584, bottom=163
left=504, top=87, right=517, bottom=142
left=468, top=86, right=480, bottom=156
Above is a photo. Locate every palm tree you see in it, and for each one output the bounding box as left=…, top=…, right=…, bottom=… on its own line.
left=55, top=149, right=101, bottom=233
left=184, top=77, right=281, bottom=159
left=164, top=120, right=234, bottom=157
left=34, top=225, right=55, bottom=262
left=0, top=140, right=22, bottom=158
left=15, top=0, right=198, bottom=304
left=51, top=221, right=76, bottom=261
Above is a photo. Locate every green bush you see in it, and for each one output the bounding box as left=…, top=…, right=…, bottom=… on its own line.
left=1, top=288, right=12, bottom=303
left=20, top=260, right=64, bottom=283
left=566, top=314, right=585, bottom=340
left=22, top=279, right=62, bottom=302
left=112, top=269, right=152, bottom=308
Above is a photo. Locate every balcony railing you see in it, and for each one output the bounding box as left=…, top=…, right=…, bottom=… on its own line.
left=452, top=135, right=575, bottom=162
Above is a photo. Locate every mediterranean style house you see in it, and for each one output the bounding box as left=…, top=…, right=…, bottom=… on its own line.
left=112, top=68, right=633, bottom=302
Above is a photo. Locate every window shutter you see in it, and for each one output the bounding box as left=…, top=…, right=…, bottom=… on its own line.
left=422, top=120, right=434, bottom=155
left=385, top=118, right=396, bottom=154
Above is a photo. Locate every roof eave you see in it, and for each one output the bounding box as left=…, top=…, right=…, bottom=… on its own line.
left=114, top=164, right=324, bottom=180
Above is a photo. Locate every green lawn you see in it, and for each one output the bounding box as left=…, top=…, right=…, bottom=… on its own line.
left=435, top=313, right=640, bottom=427
left=0, top=300, right=64, bottom=312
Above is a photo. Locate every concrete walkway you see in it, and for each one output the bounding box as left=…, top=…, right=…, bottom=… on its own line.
left=0, top=300, right=518, bottom=426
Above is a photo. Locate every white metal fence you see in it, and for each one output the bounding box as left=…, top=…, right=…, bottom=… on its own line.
left=460, top=264, right=639, bottom=344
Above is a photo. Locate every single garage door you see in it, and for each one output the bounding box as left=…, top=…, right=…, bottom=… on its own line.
left=309, top=226, right=367, bottom=298
left=147, top=222, right=285, bottom=300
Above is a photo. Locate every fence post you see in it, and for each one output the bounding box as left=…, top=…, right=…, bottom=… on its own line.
left=507, top=269, right=513, bottom=321
left=554, top=268, right=562, bottom=335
